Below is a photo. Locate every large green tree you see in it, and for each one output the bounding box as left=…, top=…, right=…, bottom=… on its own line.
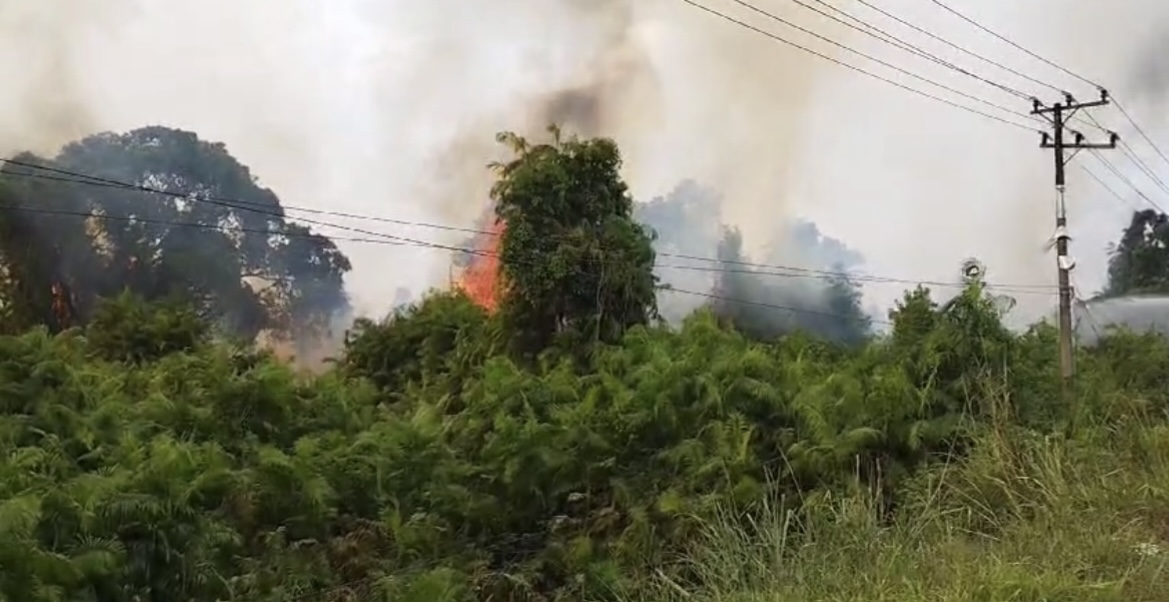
left=1104, top=208, right=1169, bottom=297
left=0, top=126, right=350, bottom=348
left=490, top=125, right=658, bottom=356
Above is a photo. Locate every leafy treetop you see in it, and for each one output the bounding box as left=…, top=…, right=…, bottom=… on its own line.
left=490, top=125, right=658, bottom=357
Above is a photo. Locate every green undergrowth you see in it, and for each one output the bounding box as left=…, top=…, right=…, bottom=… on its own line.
left=634, top=411, right=1169, bottom=602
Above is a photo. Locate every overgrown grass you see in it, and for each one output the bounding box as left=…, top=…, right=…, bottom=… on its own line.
left=634, top=408, right=1169, bottom=602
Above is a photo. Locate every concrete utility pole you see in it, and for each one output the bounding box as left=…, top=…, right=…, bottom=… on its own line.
left=1031, top=89, right=1118, bottom=405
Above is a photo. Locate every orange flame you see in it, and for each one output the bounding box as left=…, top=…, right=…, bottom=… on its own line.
left=457, top=217, right=505, bottom=311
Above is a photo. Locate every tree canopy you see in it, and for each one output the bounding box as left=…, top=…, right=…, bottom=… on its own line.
left=490, top=126, right=658, bottom=357
left=1105, top=208, right=1169, bottom=297
left=0, top=126, right=350, bottom=353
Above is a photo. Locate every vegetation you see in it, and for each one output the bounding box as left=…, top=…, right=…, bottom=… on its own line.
left=2, top=126, right=1169, bottom=602
left=1104, top=208, right=1169, bottom=297
left=0, top=126, right=350, bottom=353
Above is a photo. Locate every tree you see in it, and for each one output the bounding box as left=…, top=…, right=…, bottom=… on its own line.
left=489, top=125, right=658, bottom=356
left=0, top=126, right=350, bottom=346
left=1104, top=209, right=1169, bottom=297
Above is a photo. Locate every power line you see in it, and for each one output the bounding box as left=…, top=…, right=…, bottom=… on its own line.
left=657, top=254, right=1054, bottom=294
left=927, top=0, right=1100, bottom=90
left=781, top=0, right=1033, bottom=100
left=903, top=0, right=1169, bottom=201
left=0, top=203, right=411, bottom=247
left=1088, top=148, right=1168, bottom=214
left=853, top=0, right=1064, bottom=94
left=847, top=0, right=1102, bottom=135
left=672, top=0, right=1036, bottom=131
left=1082, top=111, right=1169, bottom=197
left=0, top=200, right=1053, bottom=299
left=0, top=202, right=890, bottom=325
left=0, top=203, right=901, bottom=325
left=0, top=160, right=485, bottom=236
left=0, top=201, right=489, bottom=255
left=0, top=193, right=1057, bottom=327
left=0, top=158, right=485, bottom=256
left=0, top=160, right=1056, bottom=293
left=711, top=0, right=1039, bottom=124
left=1112, top=98, right=1169, bottom=172
left=1080, top=162, right=1144, bottom=214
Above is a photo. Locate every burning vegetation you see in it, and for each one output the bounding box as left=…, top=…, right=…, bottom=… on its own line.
left=456, top=213, right=505, bottom=312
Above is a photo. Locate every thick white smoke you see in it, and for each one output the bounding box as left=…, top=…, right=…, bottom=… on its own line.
left=792, top=0, right=1169, bottom=323
left=1, top=0, right=1167, bottom=324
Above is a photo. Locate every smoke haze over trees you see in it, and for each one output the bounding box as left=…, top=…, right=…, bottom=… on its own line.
left=0, top=126, right=350, bottom=361
left=636, top=179, right=871, bottom=344
left=6, top=0, right=1169, bottom=318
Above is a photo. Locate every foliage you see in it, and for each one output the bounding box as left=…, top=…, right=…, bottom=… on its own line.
left=490, top=126, right=659, bottom=357
left=0, top=126, right=350, bottom=348
left=1105, top=208, right=1169, bottom=297
left=85, top=291, right=208, bottom=364
left=3, top=270, right=1167, bottom=602
left=4, top=126, right=1169, bottom=602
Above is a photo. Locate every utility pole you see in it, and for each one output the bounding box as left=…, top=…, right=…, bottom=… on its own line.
left=1031, top=89, right=1118, bottom=405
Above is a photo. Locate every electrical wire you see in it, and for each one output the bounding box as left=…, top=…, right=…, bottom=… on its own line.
left=781, top=0, right=1034, bottom=100
left=672, top=0, right=1037, bottom=131
left=845, top=0, right=1104, bottom=133
left=655, top=255, right=1054, bottom=294
left=854, top=0, right=1064, bottom=94
left=1082, top=112, right=1169, bottom=197
left=1080, top=161, right=1145, bottom=214
left=1087, top=148, right=1168, bottom=214
left=927, top=0, right=1101, bottom=91
left=0, top=159, right=487, bottom=257
left=0, top=160, right=1057, bottom=294
left=0, top=199, right=1053, bottom=302
left=705, top=0, right=1039, bottom=125
left=0, top=200, right=898, bottom=324
left=0, top=160, right=486, bottom=236
left=918, top=0, right=1169, bottom=223
left=1113, top=98, right=1169, bottom=172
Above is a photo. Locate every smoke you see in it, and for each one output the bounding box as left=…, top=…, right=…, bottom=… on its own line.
left=790, top=0, right=1169, bottom=326
left=638, top=179, right=871, bottom=342
left=2, top=0, right=1168, bottom=328
left=0, top=0, right=112, bottom=152
left=1076, top=295, right=1169, bottom=345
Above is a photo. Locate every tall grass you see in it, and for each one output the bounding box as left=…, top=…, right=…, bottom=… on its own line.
left=632, top=406, right=1169, bottom=602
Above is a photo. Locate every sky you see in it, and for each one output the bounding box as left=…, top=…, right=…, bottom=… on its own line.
left=1, top=0, right=1167, bottom=323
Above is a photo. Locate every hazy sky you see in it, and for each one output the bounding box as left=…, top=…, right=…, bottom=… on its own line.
left=1, top=0, right=1167, bottom=322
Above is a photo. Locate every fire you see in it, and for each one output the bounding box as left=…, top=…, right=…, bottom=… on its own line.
left=457, top=217, right=505, bottom=311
